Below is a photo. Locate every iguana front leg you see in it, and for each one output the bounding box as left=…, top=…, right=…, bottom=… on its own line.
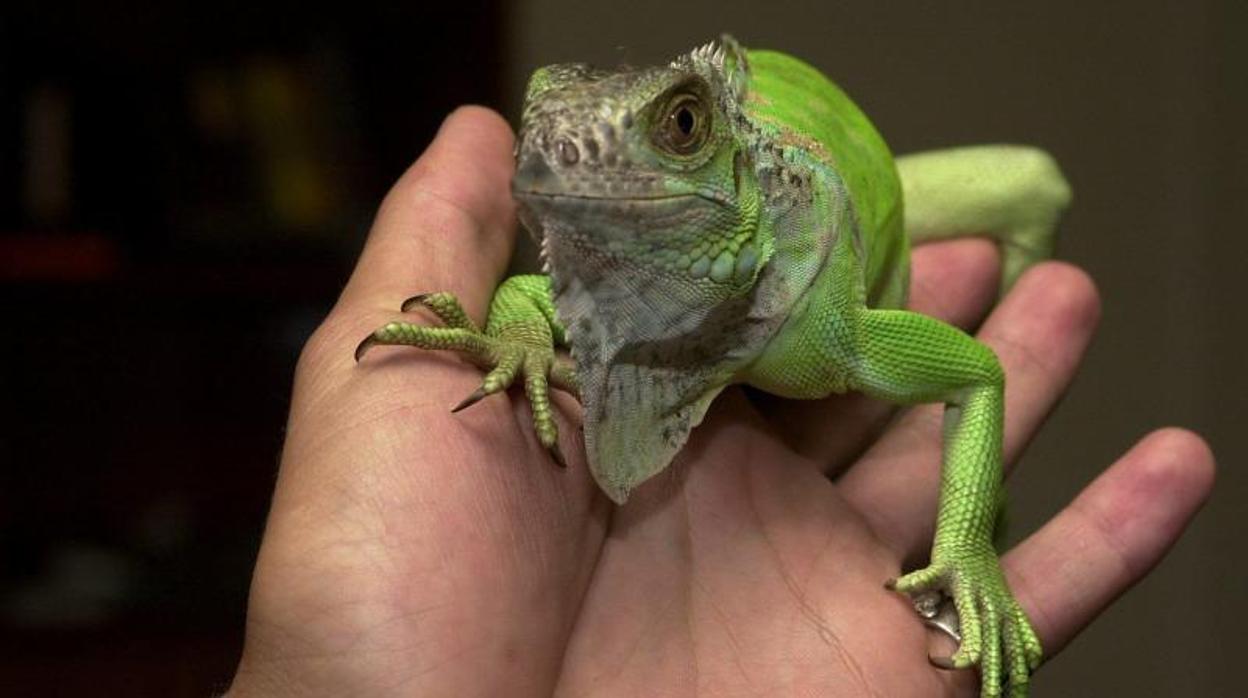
left=355, top=274, right=578, bottom=463
left=849, top=307, right=1041, bottom=697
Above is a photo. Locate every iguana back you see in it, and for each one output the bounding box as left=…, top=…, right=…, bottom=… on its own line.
left=744, top=49, right=909, bottom=308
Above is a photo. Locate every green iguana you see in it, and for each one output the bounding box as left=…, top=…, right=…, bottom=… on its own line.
left=356, top=36, right=1070, bottom=697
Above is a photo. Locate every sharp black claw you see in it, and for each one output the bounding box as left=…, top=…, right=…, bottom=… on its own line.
left=883, top=578, right=898, bottom=590
left=354, top=335, right=378, bottom=362
left=548, top=442, right=567, bottom=468
left=400, top=294, right=429, bottom=312
left=929, top=655, right=958, bottom=671
left=451, top=387, right=488, bottom=413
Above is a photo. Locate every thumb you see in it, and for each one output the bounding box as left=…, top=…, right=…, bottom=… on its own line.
left=340, top=106, right=517, bottom=323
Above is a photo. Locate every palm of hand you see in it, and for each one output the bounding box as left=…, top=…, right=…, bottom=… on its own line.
left=250, top=371, right=964, bottom=696
left=229, top=108, right=1213, bottom=698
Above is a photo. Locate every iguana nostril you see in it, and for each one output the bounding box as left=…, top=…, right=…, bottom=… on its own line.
left=513, top=151, right=556, bottom=190
left=583, top=138, right=599, bottom=161
left=557, top=139, right=579, bottom=165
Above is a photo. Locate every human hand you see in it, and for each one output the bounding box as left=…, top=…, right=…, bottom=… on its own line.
left=227, top=107, right=1214, bottom=697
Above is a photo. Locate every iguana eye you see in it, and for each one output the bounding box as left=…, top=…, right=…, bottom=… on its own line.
left=657, top=94, right=710, bottom=155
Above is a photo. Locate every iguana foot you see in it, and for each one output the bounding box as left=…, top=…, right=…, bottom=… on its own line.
left=887, top=548, right=1041, bottom=697
left=355, top=291, right=579, bottom=465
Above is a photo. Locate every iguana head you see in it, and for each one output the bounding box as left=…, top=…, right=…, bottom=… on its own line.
left=514, top=38, right=760, bottom=287
left=512, top=37, right=776, bottom=503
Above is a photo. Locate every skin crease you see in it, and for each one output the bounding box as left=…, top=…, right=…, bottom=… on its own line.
left=227, top=107, right=1215, bottom=697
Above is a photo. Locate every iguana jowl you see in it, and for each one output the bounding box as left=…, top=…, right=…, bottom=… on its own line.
left=357, top=36, right=1070, bottom=697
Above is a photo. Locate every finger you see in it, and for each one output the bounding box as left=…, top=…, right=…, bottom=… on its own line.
left=340, top=106, right=517, bottom=321
left=907, top=237, right=1001, bottom=325
left=1003, top=428, right=1215, bottom=658
left=758, top=238, right=1000, bottom=473
left=297, top=107, right=517, bottom=410
left=840, top=261, right=1101, bottom=559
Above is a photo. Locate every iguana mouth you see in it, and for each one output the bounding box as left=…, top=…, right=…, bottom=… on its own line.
left=513, top=190, right=731, bottom=210
left=512, top=146, right=732, bottom=208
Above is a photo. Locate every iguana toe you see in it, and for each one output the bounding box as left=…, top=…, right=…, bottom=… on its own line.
left=889, top=550, right=1040, bottom=698
left=402, top=291, right=480, bottom=331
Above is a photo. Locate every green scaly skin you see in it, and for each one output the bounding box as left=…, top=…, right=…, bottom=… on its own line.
left=356, top=275, right=578, bottom=463
left=356, top=36, right=1069, bottom=698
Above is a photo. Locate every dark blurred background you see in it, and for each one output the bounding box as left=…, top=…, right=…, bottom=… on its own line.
left=1, top=1, right=1243, bottom=695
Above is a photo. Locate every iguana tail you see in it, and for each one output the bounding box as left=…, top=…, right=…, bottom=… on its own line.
left=897, top=145, right=1072, bottom=292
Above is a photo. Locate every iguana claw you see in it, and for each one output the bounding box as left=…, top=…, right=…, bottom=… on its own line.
left=548, top=441, right=568, bottom=468
left=354, top=335, right=377, bottom=362
left=929, top=655, right=958, bottom=670
left=400, top=293, right=429, bottom=313
left=451, top=387, right=489, bottom=413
